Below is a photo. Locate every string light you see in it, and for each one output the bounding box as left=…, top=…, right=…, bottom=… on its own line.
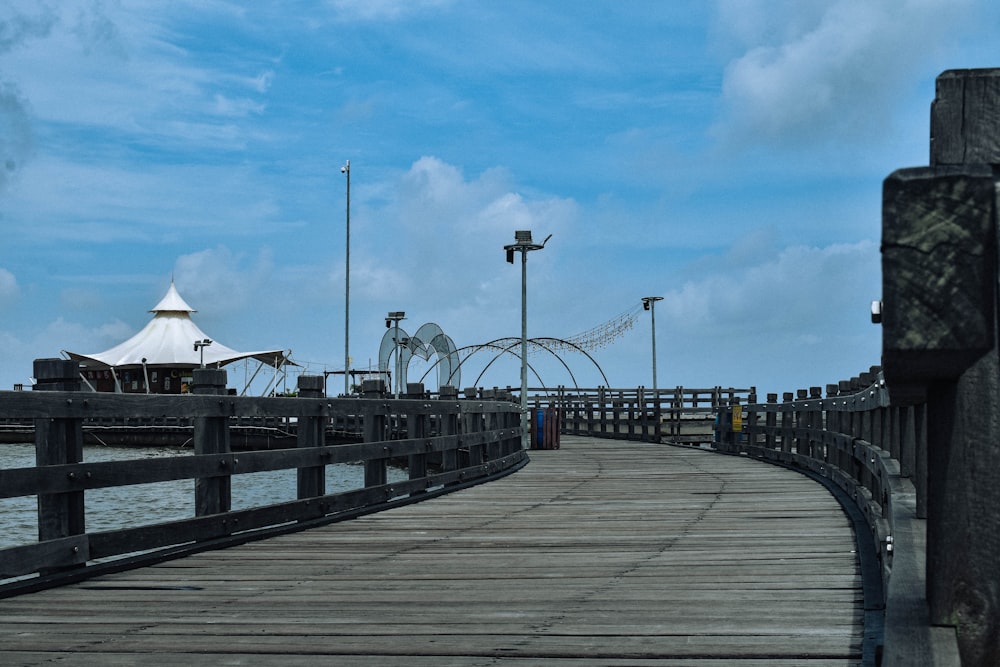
left=551, top=305, right=643, bottom=351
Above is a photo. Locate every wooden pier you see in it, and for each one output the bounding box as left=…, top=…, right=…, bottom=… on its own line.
left=0, top=436, right=864, bottom=665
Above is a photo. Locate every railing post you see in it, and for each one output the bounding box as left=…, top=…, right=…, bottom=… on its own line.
left=466, top=396, right=484, bottom=466
left=780, top=392, right=794, bottom=454
left=598, top=387, right=607, bottom=436
left=913, top=402, right=928, bottom=520
left=764, top=393, right=778, bottom=450
left=806, top=387, right=822, bottom=459
left=652, top=386, right=662, bottom=443
left=459, top=388, right=477, bottom=468
left=192, top=368, right=231, bottom=516
left=439, top=386, right=459, bottom=472
left=32, top=359, right=85, bottom=551
left=405, top=383, right=429, bottom=491
left=744, top=388, right=757, bottom=449
left=672, top=386, right=683, bottom=440
left=296, top=375, right=325, bottom=500
left=880, top=68, right=1000, bottom=664
left=361, top=380, right=387, bottom=488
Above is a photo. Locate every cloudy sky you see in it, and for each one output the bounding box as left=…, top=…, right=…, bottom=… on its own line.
left=1, top=0, right=997, bottom=397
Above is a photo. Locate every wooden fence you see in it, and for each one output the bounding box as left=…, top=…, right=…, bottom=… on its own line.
left=532, top=385, right=752, bottom=445
left=0, top=360, right=523, bottom=597
left=711, top=366, right=960, bottom=666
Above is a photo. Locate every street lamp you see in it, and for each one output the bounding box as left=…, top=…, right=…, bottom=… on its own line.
left=193, top=339, right=213, bottom=369
left=385, top=311, right=406, bottom=398
left=504, top=230, right=551, bottom=449
left=641, top=296, right=664, bottom=394
left=341, top=159, right=351, bottom=396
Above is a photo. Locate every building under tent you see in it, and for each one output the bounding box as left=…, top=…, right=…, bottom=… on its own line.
left=63, top=282, right=294, bottom=395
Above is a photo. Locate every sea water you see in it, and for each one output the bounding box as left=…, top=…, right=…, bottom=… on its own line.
left=0, top=442, right=407, bottom=549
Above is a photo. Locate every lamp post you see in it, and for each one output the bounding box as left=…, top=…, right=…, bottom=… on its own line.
left=194, top=338, right=213, bottom=369
left=641, top=296, right=664, bottom=394
left=341, top=159, right=351, bottom=396
left=504, top=230, right=551, bottom=449
left=385, top=311, right=406, bottom=398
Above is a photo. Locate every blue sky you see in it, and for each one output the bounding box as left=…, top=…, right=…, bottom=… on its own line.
left=1, top=0, right=998, bottom=397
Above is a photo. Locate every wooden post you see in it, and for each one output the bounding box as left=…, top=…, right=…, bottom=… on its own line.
left=362, top=380, right=387, bottom=488
left=466, top=400, right=484, bottom=466
left=192, top=368, right=231, bottom=516
left=439, top=385, right=459, bottom=472
left=806, top=387, right=822, bottom=459
left=296, top=375, right=325, bottom=500
left=780, top=392, right=794, bottom=454
left=765, top=393, right=778, bottom=451
left=881, top=68, right=1000, bottom=665
left=405, top=383, right=428, bottom=490
left=742, top=388, right=757, bottom=449
left=598, top=387, right=607, bottom=436
left=32, top=359, right=85, bottom=549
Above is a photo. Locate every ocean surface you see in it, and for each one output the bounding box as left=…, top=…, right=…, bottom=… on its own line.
left=0, top=442, right=408, bottom=550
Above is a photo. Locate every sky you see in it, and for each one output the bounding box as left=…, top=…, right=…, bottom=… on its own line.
left=1, top=0, right=998, bottom=399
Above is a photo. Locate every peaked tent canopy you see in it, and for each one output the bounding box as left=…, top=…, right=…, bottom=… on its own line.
left=64, top=282, right=292, bottom=370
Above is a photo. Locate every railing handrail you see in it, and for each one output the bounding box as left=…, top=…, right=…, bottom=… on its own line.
left=530, top=385, right=753, bottom=445
left=0, top=368, right=524, bottom=598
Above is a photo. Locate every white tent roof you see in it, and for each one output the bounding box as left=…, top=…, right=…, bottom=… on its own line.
left=64, top=282, right=292, bottom=369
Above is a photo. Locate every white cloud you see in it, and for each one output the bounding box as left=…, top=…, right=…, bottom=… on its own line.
left=663, top=239, right=880, bottom=336
left=713, top=0, right=972, bottom=146
left=0, top=267, right=18, bottom=305
left=173, top=246, right=275, bottom=318
left=378, top=157, right=577, bottom=309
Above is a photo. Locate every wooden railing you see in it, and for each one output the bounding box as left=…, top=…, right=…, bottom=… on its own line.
left=0, top=361, right=523, bottom=597
left=711, top=366, right=964, bottom=666
left=530, top=385, right=752, bottom=445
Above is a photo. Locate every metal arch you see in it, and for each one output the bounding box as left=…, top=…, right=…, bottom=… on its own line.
left=378, top=322, right=461, bottom=390
left=447, top=336, right=608, bottom=388
left=469, top=338, right=579, bottom=392
left=377, top=328, right=400, bottom=379
left=438, top=337, right=574, bottom=395
left=471, top=343, right=552, bottom=397
left=404, top=323, right=461, bottom=389
left=440, top=339, right=541, bottom=388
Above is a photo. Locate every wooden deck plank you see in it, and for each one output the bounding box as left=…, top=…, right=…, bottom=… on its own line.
left=0, top=437, right=865, bottom=665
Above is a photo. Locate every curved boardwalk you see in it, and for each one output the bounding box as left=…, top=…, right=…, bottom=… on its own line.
left=0, top=436, right=863, bottom=666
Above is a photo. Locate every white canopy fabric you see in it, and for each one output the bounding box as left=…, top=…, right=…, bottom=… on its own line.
left=64, top=282, right=292, bottom=369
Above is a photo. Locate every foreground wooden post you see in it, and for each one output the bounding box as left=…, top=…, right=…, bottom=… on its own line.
left=296, top=375, right=326, bottom=499
left=192, top=368, right=231, bottom=516
left=405, top=382, right=428, bottom=489
left=32, top=359, right=85, bottom=548
left=361, top=380, right=387, bottom=487
left=881, top=67, right=1000, bottom=666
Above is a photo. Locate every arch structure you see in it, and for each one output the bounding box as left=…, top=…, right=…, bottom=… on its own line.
left=378, top=322, right=461, bottom=390
left=427, top=336, right=610, bottom=392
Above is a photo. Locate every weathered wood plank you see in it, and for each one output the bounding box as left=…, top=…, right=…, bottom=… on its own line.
left=0, top=437, right=864, bottom=665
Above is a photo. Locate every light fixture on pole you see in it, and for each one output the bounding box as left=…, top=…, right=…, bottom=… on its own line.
left=504, top=230, right=551, bottom=449
left=193, top=339, right=213, bottom=369
left=341, top=160, right=351, bottom=396
left=385, top=311, right=406, bottom=398
left=641, top=296, right=664, bottom=394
